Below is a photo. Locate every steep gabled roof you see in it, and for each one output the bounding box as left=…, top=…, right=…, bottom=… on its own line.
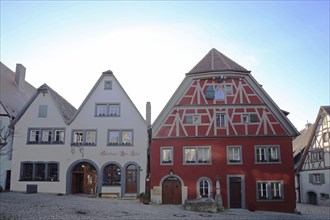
left=152, top=48, right=299, bottom=137
left=0, top=62, right=36, bottom=117
left=187, top=48, right=250, bottom=75
left=297, top=106, right=330, bottom=171
left=10, top=84, right=77, bottom=127
left=68, top=70, right=146, bottom=125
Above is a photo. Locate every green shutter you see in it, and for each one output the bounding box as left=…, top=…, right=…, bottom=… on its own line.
left=309, top=174, right=313, bottom=183
left=320, top=173, right=325, bottom=184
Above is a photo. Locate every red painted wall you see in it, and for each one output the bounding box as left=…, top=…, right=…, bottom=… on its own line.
left=150, top=137, right=296, bottom=213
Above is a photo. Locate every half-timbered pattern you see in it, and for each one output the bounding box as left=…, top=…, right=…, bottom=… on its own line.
left=9, top=70, right=148, bottom=198
left=150, top=48, right=299, bottom=213
left=298, top=106, right=330, bottom=206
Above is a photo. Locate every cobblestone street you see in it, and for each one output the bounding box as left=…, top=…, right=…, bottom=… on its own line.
left=0, top=192, right=329, bottom=220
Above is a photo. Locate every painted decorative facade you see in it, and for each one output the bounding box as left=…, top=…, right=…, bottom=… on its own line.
left=297, top=106, right=330, bottom=206
left=150, top=48, right=299, bottom=213
left=9, top=70, right=148, bottom=197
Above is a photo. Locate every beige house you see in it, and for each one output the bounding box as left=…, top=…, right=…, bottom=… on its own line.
left=9, top=70, right=148, bottom=197
left=0, top=62, right=36, bottom=191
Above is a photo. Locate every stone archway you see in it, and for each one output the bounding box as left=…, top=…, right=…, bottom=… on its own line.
left=71, top=162, right=97, bottom=194
left=308, top=191, right=317, bottom=205
left=162, top=176, right=182, bottom=204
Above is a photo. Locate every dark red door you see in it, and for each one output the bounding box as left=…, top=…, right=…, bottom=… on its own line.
left=229, top=177, right=242, bottom=208
left=126, top=165, right=137, bottom=193
left=162, top=177, right=182, bottom=204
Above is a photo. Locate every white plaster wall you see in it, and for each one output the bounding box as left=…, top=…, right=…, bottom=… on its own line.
left=300, top=170, right=330, bottom=206
left=0, top=104, right=12, bottom=190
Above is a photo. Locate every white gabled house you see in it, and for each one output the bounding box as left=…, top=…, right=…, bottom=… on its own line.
left=296, top=106, right=330, bottom=206
left=9, top=70, right=148, bottom=197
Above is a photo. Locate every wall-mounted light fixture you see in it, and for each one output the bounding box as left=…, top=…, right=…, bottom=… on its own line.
left=169, top=168, right=173, bottom=175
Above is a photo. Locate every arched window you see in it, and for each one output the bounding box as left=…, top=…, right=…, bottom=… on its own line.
left=198, top=178, right=211, bottom=198
left=103, top=164, right=121, bottom=186
left=215, top=86, right=225, bottom=100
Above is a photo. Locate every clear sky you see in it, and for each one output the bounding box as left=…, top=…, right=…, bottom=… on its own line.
left=1, top=1, right=329, bottom=131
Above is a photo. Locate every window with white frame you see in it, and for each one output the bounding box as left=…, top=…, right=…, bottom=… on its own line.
left=198, top=178, right=211, bottom=198
left=257, top=181, right=283, bottom=200
left=225, top=85, right=232, bottom=94
left=95, top=103, right=120, bottom=117
left=227, top=146, right=242, bottom=164
left=161, top=147, right=173, bottom=164
left=184, top=146, right=211, bottom=164
left=108, top=130, right=133, bottom=146
left=215, top=87, right=225, bottom=100
left=255, top=145, right=280, bottom=163
left=54, top=130, right=65, bottom=143
left=71, top=130, right=97, bottom=146
left=28, top=128, right=65, bottom=144
left=216, top=113, right=226, bottom=128
left=186, top=115, right=201, bottom=124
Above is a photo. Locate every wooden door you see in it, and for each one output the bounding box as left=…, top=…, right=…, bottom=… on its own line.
left=162, top=177, right=182, bottom=204
left=308, top=192, right=317, bottom=205
left=126, top=165, right=137, bottom=193
left=229, top=177, right=242, bottom=208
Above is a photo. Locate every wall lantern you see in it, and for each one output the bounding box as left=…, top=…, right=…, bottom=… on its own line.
left=169, top=168, right=174, bottom=175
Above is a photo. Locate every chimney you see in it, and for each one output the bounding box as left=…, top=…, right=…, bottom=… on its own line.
left=146, top=102, right=151, bottom=127
left=15, top=64, right=26, bottom=91
left=305, top=121, right=312, bottom=129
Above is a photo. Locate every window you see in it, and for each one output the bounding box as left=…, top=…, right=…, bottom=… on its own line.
left=323, top=132, right=329, bottom=144
left=38, top=105, right=48, bottom=118
left=227, top=146, right=242, bottom=164
left=48, top=163, right=58, bottom=181
left=104, top=81, right=112, bottom=90
left=35, top=163, right=46, bottom=181
left=22, top=163, right=33, bottom=181
left=71, top=130, right=97, bottom=146
left=108, top=130, right=134, bottom=146
left=225, top=85, right=232, bottom=94
left=28, top=128, right=65, bottom=144
left=242, top=114, right=258, bottom=123
left=199, top=178, right=211, bottom=198
left=29, top=129, right=40, bottom=143
left=41, top=129, right=52, bottom=143
left=184, top=146, right=211, bottom=164
left=215, top=87, right=225, bottom=100
left=161, top=147, right=173, bottom=164
left=54, top=130, right=64, bottom=143
left=205, top=85, right=215, bottom=99
left=255, top=145, right=280, bottom=163
left=309, top=173, right=325, bottom=185
left=186, top=115, right=200, bottom=124
left=257, top=181, right=283, bottom=200
left=216, top=113, right=226, bottom=128
left=103, top=164, right=121, bottom=186
left=20, top=162, right=59, bottom=181
left=96, top=103, right=120, bottom=117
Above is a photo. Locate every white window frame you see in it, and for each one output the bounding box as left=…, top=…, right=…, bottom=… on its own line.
left=255, top=145, right=281, bottom=163
left=184, top=146, right=211, bottom=165
left=197, top=177, right=212, bottom=198
left=72, top=130, right=97, bottom=146
left=161, top=147, right=173, bottom=165
left=216, top=113, right=226, bottom=128
left=257, top=181, right=283, bottom=200
left=227, top=146, right=242, bottom=164
left=95, top=103, right=120, bottom=117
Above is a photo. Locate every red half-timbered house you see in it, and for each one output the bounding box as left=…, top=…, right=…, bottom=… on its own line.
left=150, top=48, right=299, bottom=213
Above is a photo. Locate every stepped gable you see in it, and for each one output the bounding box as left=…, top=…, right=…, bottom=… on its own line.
left=187, top=48, right=249, bottom=74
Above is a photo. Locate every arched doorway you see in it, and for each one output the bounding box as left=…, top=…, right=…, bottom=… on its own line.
left=308, top=191, right=317, bottom=205
left=125, top=164, right=137, bottom=193
left=162, top=176, right=182, bottom=204
left=71, top=162, right=97, bottom=194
